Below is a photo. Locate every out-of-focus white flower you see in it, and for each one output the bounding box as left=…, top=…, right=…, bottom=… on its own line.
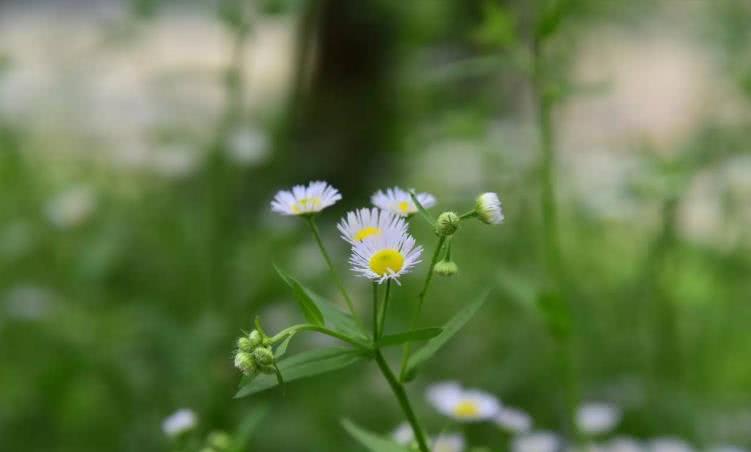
left=371, top=187, right=436, bottom=217
left=577, top=402, right=621, bottom=435
left=337, top=208, right=408, bottom=245
left=475, top=192, right=504, bottom=225
left=150, top=145, right=200, bottom=179
left=512, top=431, right=559, bottom=452
left=45, top=186, right=96, bottom=229
left=162, top=408, right=197, bottom=437
left=350, top=227, right=422, bottom=285
left=271, top=181, right=341, bottom=216
left=432, top=433, right=465, bottom=452
left=649, top=438, right=694, bottom=452
left=4, top=284, right=55, bottom=320
left=392, top=422, right=414, bottom=445
left=226, top=127, right=269, bottom=166
left=426, top=381, right=501, bottom=422
left=495, top=407, right=532, bottom=434
left=606, top=437, right=643, bottom=452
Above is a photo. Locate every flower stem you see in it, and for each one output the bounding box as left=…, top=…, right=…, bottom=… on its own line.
left=374, top=350, right=430, bottom=452
left=399, top=235, right=447, bottom=380
left=377, top=280, right=392, bottom=339
left=271, top=324, right=371, bottom=350
left=306, top=216, right=358, bottom=320
left=372, top=282, right=379, bottom=341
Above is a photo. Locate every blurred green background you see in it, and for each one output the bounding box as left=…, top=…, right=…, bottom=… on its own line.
left=2, top=0, right=751, bottom=450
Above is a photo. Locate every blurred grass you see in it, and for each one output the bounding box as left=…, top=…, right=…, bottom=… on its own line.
left=1, top=0, right=751, bottom=451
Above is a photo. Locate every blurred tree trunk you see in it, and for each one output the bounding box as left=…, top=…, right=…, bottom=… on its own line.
left=280, top=0, right=404, bottom=195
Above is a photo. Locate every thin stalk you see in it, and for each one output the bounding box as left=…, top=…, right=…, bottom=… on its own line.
left=459, top=210, right=477, bottom=220
left=271, top=324, right=371, bottom=350
left=372, top=282, right=379, bottom=341
left=306, top=216, right=358, bottom=319
left=377, top=280, right=392, bottom=339
left=374, top=351, right=430, bottom=452
left=532, top=37, right=578, bottom=440
left=399, top=235, right=447, bottom=380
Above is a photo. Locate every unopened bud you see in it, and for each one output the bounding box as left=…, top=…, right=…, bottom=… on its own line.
left=208, top=431, right=232, bottom=450
left=435, top=211, right=460, bottom=236
left=253, top=346, right=275, bottom=367
left=234, top=351, right=256, bottom=376
left=248, top=330, right=263, bottom=348
left=475, top=192, right=504, bottom=225
left=433, top=260, right=458, bottom=277
left=237, top=337, right=253, bottom=352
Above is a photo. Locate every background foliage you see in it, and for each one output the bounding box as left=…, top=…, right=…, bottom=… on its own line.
left=1, top=0, right=751, bottom=450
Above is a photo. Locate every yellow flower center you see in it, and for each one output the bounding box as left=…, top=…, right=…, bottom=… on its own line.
left=368, top=249, right=405, bottom=276
left=354, top=226, right=381, bottom=242
left=291, top=197, right=321, bottom=214
left=397, top=201, right=412, bottom=214
left=453, top=400, right=480, bottom=418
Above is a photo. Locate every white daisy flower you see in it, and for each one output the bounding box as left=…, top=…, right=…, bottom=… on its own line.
left=271, top=181, right=341, bottom=216
left=475, top=192, right=504, bottom=224
left=391, top=422, right=414, bottom=445
left=426, top=381, right=501, bottom=422
left=512, top=431, right=559, bottom=452
left=349, top=227, right=422, bottom=284
left=495, top=406, right=533, bottom=434
left=432, top=433, right=465, bottom=452
left=576, top=402, right=621, bottom=435
left=371, top=187, right=436, bottom=217
left=337, top=208, right=408, bottom=245
left=162, top=408, right=197, bottom=437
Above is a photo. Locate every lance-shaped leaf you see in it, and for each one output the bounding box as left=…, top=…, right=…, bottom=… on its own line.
left=276, top=265, right=369, bottom=340
left=235, top=347, right=366, bottom=398
left=378, top=328, right=442, bottom=348
left=402, top=291, right=490, bottom=381
left=342, top=419, right=411, bottom=452
left=275, top=265, right=324, bottom=326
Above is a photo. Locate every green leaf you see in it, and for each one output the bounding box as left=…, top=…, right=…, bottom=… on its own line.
left=403, top=291, right=490, bottom=381
left=274, top=332, right=295, bottom=359
left=378, top=328, right=442, bottom=348
left=342, top=419, right=411, bottom=452
left=536, top=0, right=569, bottom=40
left=409, top=190, right=435, bottom=226
left=275, top=265, right=325, bottom=326
left=235, top=348, right=365, bottom=398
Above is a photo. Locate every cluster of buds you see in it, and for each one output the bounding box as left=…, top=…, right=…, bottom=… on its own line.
left=234, top=329, right=276, bottom=377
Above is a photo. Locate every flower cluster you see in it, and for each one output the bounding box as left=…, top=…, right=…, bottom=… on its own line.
left=233, top=329, right=276, bottom=377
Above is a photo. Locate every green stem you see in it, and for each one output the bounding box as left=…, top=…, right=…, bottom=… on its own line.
left=271, top=324, right=370, bottom=350
left=532, top=35, right=578, bottom=441
left=459, top=210, right=477, bottom=220
left=399, top=235, right=447, bottom=380
left=306, top=216, right=358, bottom=320
left=374, top=351, right=430, bottom=452
left=372, top=282, right=379, bottom=341
left=377, top=280, right=392, bottom=339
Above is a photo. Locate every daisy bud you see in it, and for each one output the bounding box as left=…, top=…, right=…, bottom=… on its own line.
left=475, top=192, right=504, bottom=225
left=248, top=330, right=263, bottom=348
left=234, top=351, right=256, bottom=376
left=253, top=346, right=275, bottom=367
left=435, top=211, right=460, bottom=237
left=434, top=260, right=458, bottom=277
left=237, top=337, right=253, bottom=352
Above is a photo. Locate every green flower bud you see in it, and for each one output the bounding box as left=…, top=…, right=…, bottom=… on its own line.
left=208, top=431, right=232, bottom=450
left=253, top=346, right=275, bottom=367
left=237, top=337, right=253, bottom=352
left=433, top=260, right=458, bottom=277
left=435, top=211, right=460, bottom=236
left=248, top=330, right=263, bottom=348
left=234, top=351, right=256, bottom=376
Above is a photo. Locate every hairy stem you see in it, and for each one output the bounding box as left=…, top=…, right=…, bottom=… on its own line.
left=375, top=351, right=430, bottom=452
left=306, top=216, right=358, bottom=320
left=399, top=235, right=447, bottom=380
left=377, top=280, right=392, bottom=339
